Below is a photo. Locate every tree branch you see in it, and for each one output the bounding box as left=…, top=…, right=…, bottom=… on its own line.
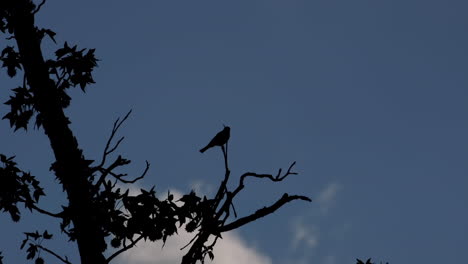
left=95, top=158, right=148, bottom=187
left=214, top=161, right=298, bottom=220
left=97, top=110, right=132, bottom=169
left=233, top=161, right=298, bottom=197
left=108, top=160, right=149, bottom=184
left=37, top=244, right=72, bottom=264
left=212, top=144, right=230, bottom=212
left=95, top=155, right=130, bottom=187
left=32, top=0, right=46, bottom=15
left=18, top=198, right=63, bottom=218
left=218, top=193, right=311, bottom=233
left=30, top=204, right=63, bottom=218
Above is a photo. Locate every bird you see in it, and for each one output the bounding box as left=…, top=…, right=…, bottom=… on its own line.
left=199, top=126, right=230, bottom=153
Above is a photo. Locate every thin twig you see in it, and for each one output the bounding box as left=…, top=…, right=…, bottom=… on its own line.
left=32, top=0, right=46, bottom=15
left=19, top=198, right=63, bottom=218
left=98, top=110, right=132, bottom=169
left=30, top=204, right=63, bottom=218
left=37, top=245, right=72, bottom=264
left=232, top=161, right=298, bottom=198
left=95, top=155, right=129, bottom=187
left=180, top=233, right=200, bottom=250
left=106, top=235, right=144, bottom=264
left=108, top=160, right=149, bottom=184
left=212, top=143, right=230, bottom=211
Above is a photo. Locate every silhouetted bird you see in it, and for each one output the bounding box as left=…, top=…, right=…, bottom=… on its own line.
left=199, top=126, right=230, bottom=153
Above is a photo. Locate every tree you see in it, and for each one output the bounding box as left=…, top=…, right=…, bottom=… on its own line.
left=0, top=1, right=311, bottom=264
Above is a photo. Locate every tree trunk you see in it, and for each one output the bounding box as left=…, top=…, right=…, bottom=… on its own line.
left=10, top=1, right=106, bottom=264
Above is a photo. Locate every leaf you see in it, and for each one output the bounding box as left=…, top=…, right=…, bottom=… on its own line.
left=43, top=29, right=56, bottom=43
left=43, top=230, right=53, bottom=239
left=110, top=237, right=121, bottom=248
left=33, top=187, right=45, bottom=201
left=26, top=244, right=37, bottom=259
left=20, top=238, right=28, bottom=250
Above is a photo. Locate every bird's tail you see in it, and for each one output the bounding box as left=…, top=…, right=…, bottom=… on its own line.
left=199, top=146, right=208, bottom=153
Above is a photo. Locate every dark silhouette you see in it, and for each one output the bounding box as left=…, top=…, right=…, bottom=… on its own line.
left=199, top=126, right=230, bottom=153
left=356, top=258, right=389, bottom=264
left=0, top=1, right=311, bottom=264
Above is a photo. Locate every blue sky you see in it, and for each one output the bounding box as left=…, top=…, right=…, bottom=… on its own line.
left=1, top=0, right=468, bottom=264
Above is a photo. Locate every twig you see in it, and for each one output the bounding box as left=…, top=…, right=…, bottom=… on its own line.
left=97, top=110, right=132, bottom=169
left=19, top=198, right=63, bottom=218
left=180, top=233, right=200, bottom=250
left=212, top=143, right=230, bottom=211
left=36, top=245, right=72, bottom=264
left=109, top=160, right=149, bottom=184
left=214, top=162, right=298, bottom=220
left=95, top=155, right=129, bottom=187
left=232, top=161, right=298, bottom=197
left=106, top=235, right=144, bottom=264
left=30, top=204, right=63, bottom=218
left=32, top=0, right=46, bottom=15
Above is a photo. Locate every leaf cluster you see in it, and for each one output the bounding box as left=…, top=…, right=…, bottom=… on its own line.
left=1, top=35, right=97, bottom=131
left=0, top=154, right=44, bottom=222
left=0, top=46, right=21, bottom=77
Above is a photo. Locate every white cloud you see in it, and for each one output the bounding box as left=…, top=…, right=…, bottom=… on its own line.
left=290, top=218, right=319, bottom=250
left=316, top=182, right=342, bottom=214
left=112, top=187, right=272, bottom=264
left=190, top=180, right=215, bottom=197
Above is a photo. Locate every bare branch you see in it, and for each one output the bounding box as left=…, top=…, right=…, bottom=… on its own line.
left=32, top=0, right=46, bottom=15
left=97, top=110, right=132, bottom=169
left=106, top=136, right=125, bottom=156
left=232, top=161, right=298, bottom=197
left=95, top=155, right=130, bottom=187
left=19, top=198, right=63, bottom=218
left=217, top=193, right=311, bottom=233
left=108, top=160, right=149, bottom=184
left=180, top=233, right=200, bottom=250
left=105, top=235, right=144, bottom=264
left=214, top=162, right=298, bottom=220
left=36, top=244, right=72, bottom=264
left=30, top=204, right=63, bottom=218
left=212, top=143, right=230, bottom=211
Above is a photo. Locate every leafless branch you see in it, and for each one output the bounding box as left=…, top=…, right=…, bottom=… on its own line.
left=214, top=161, right=299, bottom=220
left=19, top=198, right=63, bottom=218
left=37, top=244, right=72, bottom=264
left=109, top=160, right=149, bottom=184
left=105, top=235, right=144, bottom=264
left=211, top=143, right=230, bottom=211
left=218, top=193, right=311, bottom=233
left=32, top=0, right=46, bottom=15
left=97, top=110, right=132, bottom=169
left=30, top=204, right=63, bottom=218
left=95, top=155, right=130, bottom=187
left=180, top=233, right=200, bottom=250
left=232, top=161, right=298, bottom=197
